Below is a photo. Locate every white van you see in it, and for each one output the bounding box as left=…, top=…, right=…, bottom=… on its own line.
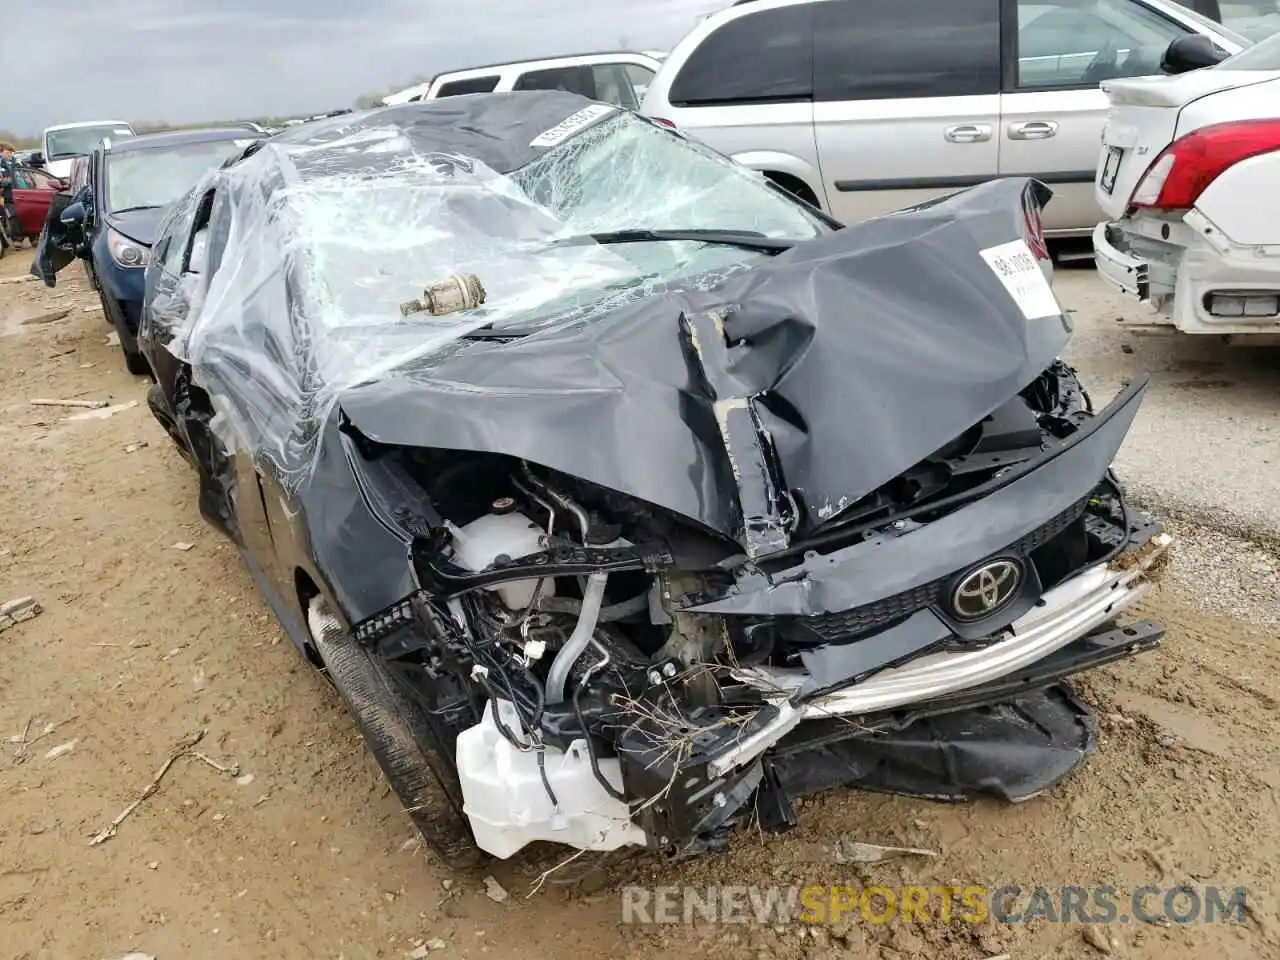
left=381, top=52, right=664, bottom=111
left=640, top=0, right=1244, bottom=238
left=41, top=120, right=136, bottom=179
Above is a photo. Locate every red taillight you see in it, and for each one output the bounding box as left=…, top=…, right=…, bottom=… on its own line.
left=1130, top=119, right=1280, bottom=211
left=649, top=117, right=677, bottom=129
left=1023, top=202, right=1050, bottom=261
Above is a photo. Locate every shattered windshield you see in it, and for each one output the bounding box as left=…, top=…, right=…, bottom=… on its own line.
left=45, top=125, right=134, bottom=160
left=290, top=111, right=828, bottom=341
left=105, top=139, right=254, bottom=213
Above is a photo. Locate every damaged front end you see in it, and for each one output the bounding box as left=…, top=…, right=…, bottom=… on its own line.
left=326, top=178, right=1170, bottom=860
left=345, top=361, right=1169, bottom=862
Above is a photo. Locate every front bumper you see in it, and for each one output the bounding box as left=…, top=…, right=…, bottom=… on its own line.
left=721, top=530, right=1171, bottom=771
left=455, top=525, right=1172, bottom=860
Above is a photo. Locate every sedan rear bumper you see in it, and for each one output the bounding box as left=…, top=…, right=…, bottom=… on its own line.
left=1093, top=221, right=1149, bottom=301
left=1095, top=214, right=1280, bottom=338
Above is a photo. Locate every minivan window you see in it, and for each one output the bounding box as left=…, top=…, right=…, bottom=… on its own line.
left=513, top=65, right=598, bottom=98
left=591, top=64, right=642, bottom=109
left=435, top=76, right=501, bottom=97
left=1016, top=0, right=1192, bottom=88
left=624, top=63, right=657, bottom=101
left=813, top=0, right=1000, bottom=101
left=668, top=4, right=815, bottom=106
left=45, top=124, right=134, bottom=161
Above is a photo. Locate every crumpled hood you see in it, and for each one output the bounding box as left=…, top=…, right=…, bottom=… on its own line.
left=337, top=177, right=1069, bottom=558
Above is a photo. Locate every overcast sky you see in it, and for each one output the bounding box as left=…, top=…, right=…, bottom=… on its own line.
left=2, top=0, right=722, bottom=135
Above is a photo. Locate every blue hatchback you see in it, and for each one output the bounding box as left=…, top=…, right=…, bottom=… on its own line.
left=35, top=127, right=263, bottom=374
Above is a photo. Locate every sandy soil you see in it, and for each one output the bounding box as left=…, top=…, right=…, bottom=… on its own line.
left=1, top=250, right=1277, bottom=960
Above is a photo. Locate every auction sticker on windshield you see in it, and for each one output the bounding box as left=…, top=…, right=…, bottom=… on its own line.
left=530, top=104, right=616, bottom=148
left=978, top=239, right=1060, bottom=320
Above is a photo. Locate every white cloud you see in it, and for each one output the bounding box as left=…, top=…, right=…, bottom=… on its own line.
left=4, top=0, right=721, bottom=135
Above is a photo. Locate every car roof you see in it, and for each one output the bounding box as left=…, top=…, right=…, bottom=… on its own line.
left=44, top=120, right=133, bottom=132
left=105, top=127, right=264, bottom=154
left=434, top=50, right=660, bottom=80
left=264, top=90, right=622, bottom=178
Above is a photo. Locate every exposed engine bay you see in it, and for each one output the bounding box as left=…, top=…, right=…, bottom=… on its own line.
left=344, top=359, right=1171, bottom=860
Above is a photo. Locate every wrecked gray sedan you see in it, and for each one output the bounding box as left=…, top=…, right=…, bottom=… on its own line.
left=137, top=91, right=1171, bottom=865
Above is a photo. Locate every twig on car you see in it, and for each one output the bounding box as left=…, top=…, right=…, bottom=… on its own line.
left=88, top=729, right=207, bottom=846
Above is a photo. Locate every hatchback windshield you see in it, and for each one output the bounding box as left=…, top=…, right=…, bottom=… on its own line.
left=105, top=139, right=252, bottom=213
left=45, top=124, right=134, bottom=161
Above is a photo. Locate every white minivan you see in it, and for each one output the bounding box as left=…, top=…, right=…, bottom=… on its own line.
left=41, top=120, right=136, bottom=180
left=382, top=52, right=664, bottom=111
left=640, top=0, right=1246, bottom=238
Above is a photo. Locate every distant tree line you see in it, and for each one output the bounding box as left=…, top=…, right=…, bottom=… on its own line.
left=0, top=76, right=429, bottom=146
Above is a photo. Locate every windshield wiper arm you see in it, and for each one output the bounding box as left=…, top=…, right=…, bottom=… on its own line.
left=108, top=204, right=163, bottom=215
left=549, top=229, right=796, bottom=255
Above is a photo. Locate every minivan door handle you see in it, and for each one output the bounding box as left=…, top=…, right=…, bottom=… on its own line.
left=944, top=123, right=993, bottom=143
left=1008, top=120, right=1059, bottom=140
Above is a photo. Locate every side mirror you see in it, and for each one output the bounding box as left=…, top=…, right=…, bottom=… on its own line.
left=1161, top=35, right=1228, bottom=74
left=60, top=201, right=87, bottom=226
left=30, top=152, right=44, bottom=167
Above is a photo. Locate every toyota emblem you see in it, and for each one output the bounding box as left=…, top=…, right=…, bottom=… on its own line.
left=950, top=559, right=1023, bottom=621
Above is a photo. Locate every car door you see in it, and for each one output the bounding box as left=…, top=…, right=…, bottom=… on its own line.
left=11, top=168, right=49, bottom=237
left=999, top=0, right=1199, bottom=235
left=812, top=0, right=1003, bottom=225
left=23, top=169, right=61, bottom=238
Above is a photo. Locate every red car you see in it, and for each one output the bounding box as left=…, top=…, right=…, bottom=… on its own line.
left=9, top=166, right=63, bottom=240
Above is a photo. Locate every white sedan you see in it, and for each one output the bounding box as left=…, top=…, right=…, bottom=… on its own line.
left=1093, top=33, right=1280, bottom=342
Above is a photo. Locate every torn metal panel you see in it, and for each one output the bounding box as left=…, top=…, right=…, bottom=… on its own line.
left=685, top=377, right=1149, bottom=617
left=680, top=307, right=792, bottom=560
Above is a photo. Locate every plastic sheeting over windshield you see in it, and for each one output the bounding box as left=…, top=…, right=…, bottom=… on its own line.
left=150, top=93, right=826, bottom=489
left=147, top=91, right=1064, bottom=559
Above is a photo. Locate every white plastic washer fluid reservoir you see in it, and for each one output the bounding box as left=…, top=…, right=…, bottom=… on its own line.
left=448, top=511, right=555, bottom=609
left=454, top=700, right=646, bottom=858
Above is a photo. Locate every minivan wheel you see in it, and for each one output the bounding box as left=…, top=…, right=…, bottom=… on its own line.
left=763, top=171, right=820, bottom=209
left=305, top=597, right=483, bottom=869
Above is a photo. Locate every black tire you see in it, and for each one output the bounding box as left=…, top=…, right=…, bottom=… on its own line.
left=305, top=597, right=483, bottom=869
left=146, top=384, right=195, bottom=464
left=123, top=346, right=152, bottom=378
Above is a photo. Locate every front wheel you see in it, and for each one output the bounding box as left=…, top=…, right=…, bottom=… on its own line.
left=305, top=597, right=483, bottom=869
left=123, top=346, right=151, bottom=377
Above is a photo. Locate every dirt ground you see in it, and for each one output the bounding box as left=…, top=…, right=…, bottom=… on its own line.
left=1, top=249, right=1277, bottom=960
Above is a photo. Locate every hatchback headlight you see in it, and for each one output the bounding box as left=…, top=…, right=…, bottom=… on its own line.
left=107, top=228, right=150, bottom=268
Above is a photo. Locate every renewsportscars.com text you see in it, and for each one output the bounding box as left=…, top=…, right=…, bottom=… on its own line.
left=620, top=884, right=1248, bottom=927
